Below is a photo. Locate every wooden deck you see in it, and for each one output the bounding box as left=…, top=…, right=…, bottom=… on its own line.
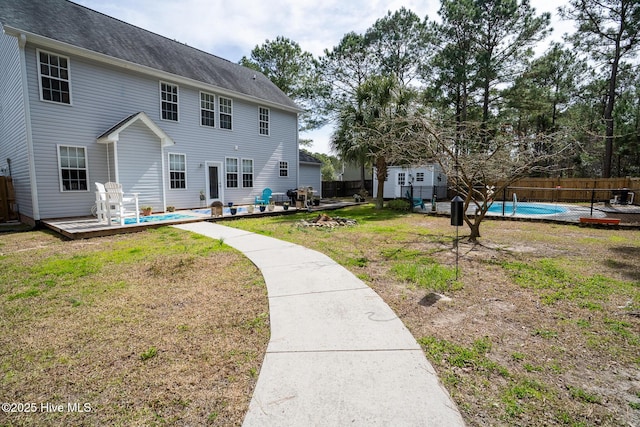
left=42, top=201, right=359, bottom=239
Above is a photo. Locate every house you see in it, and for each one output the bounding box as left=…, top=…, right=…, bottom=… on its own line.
left=298, top=151, right=322, bottom=194
left=373, top=164, right=448, bottom=200
left=0, top=0, right=302, bottom=225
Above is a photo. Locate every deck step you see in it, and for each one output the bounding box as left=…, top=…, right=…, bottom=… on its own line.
left=579, top=217, right=620, bottom=225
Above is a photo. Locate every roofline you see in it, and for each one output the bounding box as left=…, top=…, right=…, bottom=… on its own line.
left=3, top=25, right=303, bottom=114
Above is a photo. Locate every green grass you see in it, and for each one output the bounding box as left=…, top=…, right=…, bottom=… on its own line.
left=501, top=258, right=638, bottom=308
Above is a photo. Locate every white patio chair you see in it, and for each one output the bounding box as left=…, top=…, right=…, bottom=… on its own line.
left=104, top=182, right=140, bottom=225
left=95, top=182, right=110, bottom=224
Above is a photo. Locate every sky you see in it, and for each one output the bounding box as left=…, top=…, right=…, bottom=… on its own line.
left=75, top=0, right=573, bottom=155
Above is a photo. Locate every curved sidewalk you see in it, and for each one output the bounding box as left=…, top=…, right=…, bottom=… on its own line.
left=175, top=222, right=465, bottom=426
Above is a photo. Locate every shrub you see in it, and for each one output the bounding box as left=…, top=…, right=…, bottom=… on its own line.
left=386, top=199, right=410, bottom=211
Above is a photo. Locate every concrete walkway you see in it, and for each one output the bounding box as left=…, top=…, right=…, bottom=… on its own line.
left=174, top=222, right=465, bottom=426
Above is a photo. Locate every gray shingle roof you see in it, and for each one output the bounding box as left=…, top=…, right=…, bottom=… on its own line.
left=299, top=151, right=322, bottom=164
left=0, top=0, right=300, bottom=111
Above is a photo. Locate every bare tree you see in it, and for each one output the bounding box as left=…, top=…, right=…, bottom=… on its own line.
left=360, top=115, right=576, bottom=241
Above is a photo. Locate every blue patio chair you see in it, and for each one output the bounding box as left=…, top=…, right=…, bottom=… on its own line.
left=405, top=190, right=425, bottom=210
left=255, top=188, right=272, bottom=206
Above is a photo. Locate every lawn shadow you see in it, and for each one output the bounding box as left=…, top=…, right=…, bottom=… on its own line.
left=606, top=246, right=640, bottom=282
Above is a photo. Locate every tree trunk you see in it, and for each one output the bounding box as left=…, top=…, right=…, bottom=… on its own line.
left=602, top=23, right=623, bottom=178
left=375, top=156, right=387, bottom=210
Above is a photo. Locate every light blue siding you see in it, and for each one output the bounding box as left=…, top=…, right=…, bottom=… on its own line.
left=299, top=163, right=322, bottom=193
left=19, top=42, right=298, bottom=218
left=0, top=32, right=32, bottom=219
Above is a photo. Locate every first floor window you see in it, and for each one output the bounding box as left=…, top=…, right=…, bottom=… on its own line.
left=242, top=159, right=254, bottom=188
left=398, top=173, right=406, bottom=186
left=416, top=172, right=425, bottom=182
left=200, top=92, right=215, bottom=127
left=169, top=153, right=186, bottom=189
left=161, top=82, right=178, bottom=121
left=38, top=50, right=71, bottom=104
left=259, top=107, right=269, bottom=135
left=58, top=145, right=87, bottom=191
left=279, top=161, right=288, bottom=177
left=226, top=157, right=238, bottom=188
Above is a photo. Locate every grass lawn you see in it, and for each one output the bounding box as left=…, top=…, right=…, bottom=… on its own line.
left=228, top=205, right=640, bottom=427
left=1, top=205, right=638, bottom=426
left=0, top=227, right=268, bottom=426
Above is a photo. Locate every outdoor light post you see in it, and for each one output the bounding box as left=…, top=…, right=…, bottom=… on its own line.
left=451, top=195, right=464, bottom=280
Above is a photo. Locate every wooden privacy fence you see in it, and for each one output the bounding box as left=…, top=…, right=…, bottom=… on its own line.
left=0, top=176, right=18, bottom=222
left=322, top=180, right=373, bottom=198
left=495, top=177, right=639, bottom=205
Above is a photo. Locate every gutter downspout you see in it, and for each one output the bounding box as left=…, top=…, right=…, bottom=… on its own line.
left=18, top=33, right=40, bottom=221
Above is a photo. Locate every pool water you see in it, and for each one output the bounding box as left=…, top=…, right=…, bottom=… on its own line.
left=487, top=202, right=568, bottom=216
left=122, top=213, right=197, bottom=225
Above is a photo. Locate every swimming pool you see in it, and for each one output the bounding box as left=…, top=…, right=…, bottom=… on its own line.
left=122, top=213, right=198, bottom=225
left=487, top=202, right=568, bottom=216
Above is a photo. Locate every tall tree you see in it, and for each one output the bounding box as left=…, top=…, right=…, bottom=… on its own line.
left=474, top=0, right=551, bottom=131
left=240, top=36, right=326, bottom=131
left=502, top=43, right=586, bottom=135
left=561, top=0, right=640, bottom=177
left=364, top=7, right=433, bottom=86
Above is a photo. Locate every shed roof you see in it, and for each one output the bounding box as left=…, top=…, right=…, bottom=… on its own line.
left=299, top=151, right=322, bottom=165
left=0, top=0, right=300, bottom=112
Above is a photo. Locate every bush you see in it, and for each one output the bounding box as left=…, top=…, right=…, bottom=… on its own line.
left=386, top=199, right=410, bottom=211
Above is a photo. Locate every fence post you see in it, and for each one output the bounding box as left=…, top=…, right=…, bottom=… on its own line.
left=590, top=188, right=595, bottom=217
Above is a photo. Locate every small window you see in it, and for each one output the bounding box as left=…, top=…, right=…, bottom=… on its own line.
left=38, top=50, right=71, bottom=104
left=169, top=153, right=186, bottom=189
left=279, top=161, right=288, bottom=177
left=58, top=145, right=87, bottom=191
left=397, top=173, right=406, bottom=186
left=161, top=82, right=178, bottom=121
left=259, top=107, right=269, bottom=135
left=219, top=97, right=232, bottom=130
left=200, top=92, right=215, bottom=127
left=416, top=172, right=424, bottom=182
left=242, top=159, right=253, bottom=188
left=226, top=157, right=238, bottom=188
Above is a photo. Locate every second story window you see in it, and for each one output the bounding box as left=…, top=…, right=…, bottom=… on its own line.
left=219, top=97, right=232, bottom=130
left=161, top=82, right=178, bottom=121
left=38, top=50, right=71, bottom=104
left=259, top=107, right=269, bottom=135
left=200, top=92, right=215, bottom=127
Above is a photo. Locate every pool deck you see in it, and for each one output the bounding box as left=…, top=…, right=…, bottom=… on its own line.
left=41, top=201, right=358, bottom=239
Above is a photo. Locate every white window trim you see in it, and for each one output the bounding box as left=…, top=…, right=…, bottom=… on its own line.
left=259, top=106, right=270, bottom=136
left=279, top=161, right=289, bottom=178
left=168, top=152, right=187, bottom=190
left=225, top=156, right=239, bottom=188
left=219, top=96, right=233, bottom=131
left=160, top=81, right=179, bottom=122
left=37, top=49, right=73, bottom=106
left=241, top=158, right=254, bottom=188
left=199, top=91, right=216, bottom=128
left=57, top=144, right=88, bottom=192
